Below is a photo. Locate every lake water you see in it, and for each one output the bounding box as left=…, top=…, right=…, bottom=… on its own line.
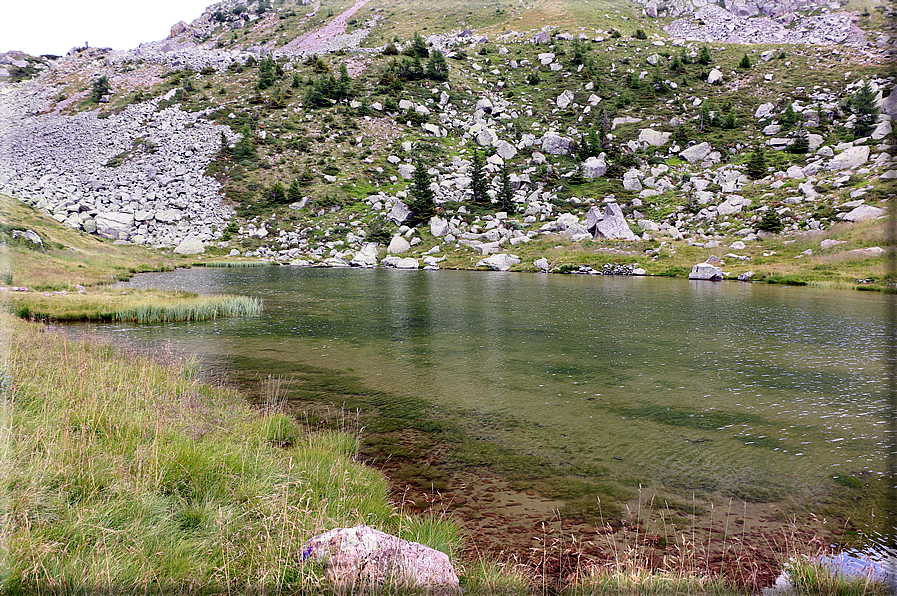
left=87, top=267, right=890, bottom=555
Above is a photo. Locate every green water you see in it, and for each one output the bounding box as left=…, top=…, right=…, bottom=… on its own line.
left=94, top=267, right=889, bottom=530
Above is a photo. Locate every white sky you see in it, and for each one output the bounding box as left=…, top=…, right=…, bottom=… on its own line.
left=3, top=0, right=217, bottom=56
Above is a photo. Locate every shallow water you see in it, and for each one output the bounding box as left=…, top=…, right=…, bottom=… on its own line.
left=84, top=267, right=889, bottom=542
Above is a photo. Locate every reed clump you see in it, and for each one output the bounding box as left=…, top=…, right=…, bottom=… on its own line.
left=204, top=260, right=276, bottom=268
left=7, top=288, right=262, bottom=323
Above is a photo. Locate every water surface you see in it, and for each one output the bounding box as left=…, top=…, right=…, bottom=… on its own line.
left=90, top=267, right=889, bottom=543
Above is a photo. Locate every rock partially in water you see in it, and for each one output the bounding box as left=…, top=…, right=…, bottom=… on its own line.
left=476, top=253, right=521, bottom=271
left=689, top=262, right=723, bottom=281
left=303, top=525, right=460, bottom=594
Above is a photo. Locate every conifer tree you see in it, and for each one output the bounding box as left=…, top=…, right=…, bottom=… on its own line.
left=746, top=145, right=767, bottom=180
left=287, top=179, right=302, bottom=203
left=406, top=32, right=429, bottom=59
left=697, top=45, right=712, bottom=65
left=850, top=81, right=879, bottom=138
left=257, top=56, right=276, bottom=90
left=406, top=157, right=436, bottom=226
left=91, top=75, right=111, bottom=102
left=469, top=148, right=489, bottom=208
left=738, top=53, right=752, bottom=69
left=757, top=209, right=784, bottom=233
left=497, top=164, right=513, bottom=213
left=426, top=50, right=449, bottom=81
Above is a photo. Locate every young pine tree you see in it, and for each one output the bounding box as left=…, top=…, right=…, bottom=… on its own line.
left=469, top=148, right=489, bottom=208
left=91, top=75, right=111, bottom=102
left=757, top=209, right=784, bottom=233
left=257, top=56, right=277, bottom=90
left=746, top=146, right=768, bottom=180
left=697, top=45, right=712, bottom=65
left=287, top=179, right=303, bottom=203
left=738, top=53, right=752, bottom=69
left=406, top=157, right=436, bottom=226
left=497, top=164, right=513, bottom=213
left=850, top=81, right=879, bottom=138
left=406, top=32, right=429, bottom=59
left=426, top=50, right=449, bottom=81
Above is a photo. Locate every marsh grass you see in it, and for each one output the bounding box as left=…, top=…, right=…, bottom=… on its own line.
left=204, top=260, right=276, bottom=268
left=7, top=289, right=262, bottom=323
left=0, top=317, right=456, bottom=593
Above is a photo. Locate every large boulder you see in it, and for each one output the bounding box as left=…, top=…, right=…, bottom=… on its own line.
left=173, top=234, right=205, bottom=255
left=495, top=140, right=517, bottom=160
left=582, top=156, right=607, bottom=178
left=707, top=68, right=723, bottom=84
left=541, top=132, right=574, bottom=155
left=387, top=200, right=410, bottom=224
left=429, top=216, right=450, bottom=237
left=476, top=253, right=521, bottom=271
left=350, top=242, right=379, bottom=267
left=586, top=204, right=637, bottom=241
left=638, top=129, right=671, bottom=147
left=839, top=204, right=886, bottom=222
left=303, top=526, right=459, bottom=594
left=556, top=90, right=574, bottom=109
left=95, top=212, right=133, bottom=240
left=679, top=142, right=712, bottom=163
left=827, top=146, right=870, bottom=171
left=387, top=236, right=411, bottom=254
left=688, top=263, right=723, bottom=281
left=381, top=256, right=420, bottom=269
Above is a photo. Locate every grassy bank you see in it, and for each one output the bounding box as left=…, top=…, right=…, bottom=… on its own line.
left=0, top=315, right=459, bottom=593
left=0, top=194, right=263, bottom=323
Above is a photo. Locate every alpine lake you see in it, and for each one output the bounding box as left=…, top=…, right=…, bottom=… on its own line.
left=73, top=266, right=891, bottom=562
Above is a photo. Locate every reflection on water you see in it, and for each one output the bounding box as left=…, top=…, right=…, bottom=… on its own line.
left=88, top=267, right=888, bottom=536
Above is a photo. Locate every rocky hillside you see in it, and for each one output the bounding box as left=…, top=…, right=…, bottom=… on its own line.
left=0, top=0, right=894, bottom=286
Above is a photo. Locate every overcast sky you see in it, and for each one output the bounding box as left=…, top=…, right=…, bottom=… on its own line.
left=3, top=0, right=216, bottom=56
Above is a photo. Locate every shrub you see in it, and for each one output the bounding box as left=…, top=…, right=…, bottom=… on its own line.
left=382, top=42, right=399, bottom=56
left=738, top=53, right=752, bottom=69
left=634, top=29, right=648, bottom=40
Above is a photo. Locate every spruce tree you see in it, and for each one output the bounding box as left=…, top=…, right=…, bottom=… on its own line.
left=746, top=146, right=767, bottom=180
left=722, top=108, right=737, bottom=130
left=406, top=32, right=429, bottom=59
left=697, top=45, right=712, bottom=65
left=287, top=179, right=303, bottom=203
left=738, top=53, right=751, bottom=69
left=426, top=50, right=449, bottom=81
left=257, top=56, right=276, bottom=90
left=781, top=104, right=798, bottom=130
left=850, top=81, right=879, bottom=138
left=469, top=148, right=489, bottom=208
left=91, top=75, right=111, bottom=102
left=757, top=209, right=784, bottom=233
left=219, top=131, right=231, bottom=157
left=497, top=164, right=513, bottom=213
left=406, top=157, right=435, bottom=227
